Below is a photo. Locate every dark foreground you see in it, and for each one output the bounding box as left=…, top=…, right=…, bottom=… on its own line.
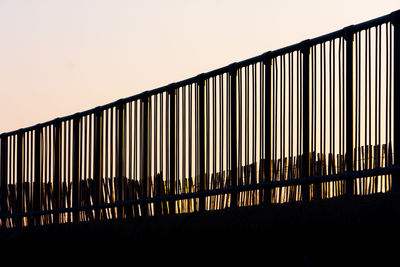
left=1, top=193, right=400, bottom=266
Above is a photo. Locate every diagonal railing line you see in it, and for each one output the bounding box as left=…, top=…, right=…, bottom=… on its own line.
left=1, top=165, right=398, bottom=220
left=0, top=10, right=399, bottom=228
left=0, top=11, right=396, bottom=138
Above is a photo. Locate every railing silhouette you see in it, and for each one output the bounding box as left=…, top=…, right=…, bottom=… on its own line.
left=1, top=10, right=400, bottom=228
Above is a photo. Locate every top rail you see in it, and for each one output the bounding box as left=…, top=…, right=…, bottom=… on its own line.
left=1, top=10, right=397, bottom=137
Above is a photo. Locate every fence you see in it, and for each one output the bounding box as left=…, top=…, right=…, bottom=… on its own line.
left=1, top=10, right=400, bottom=228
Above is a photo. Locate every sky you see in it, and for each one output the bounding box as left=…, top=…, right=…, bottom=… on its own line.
left=0, top=0, right=399, bottom=134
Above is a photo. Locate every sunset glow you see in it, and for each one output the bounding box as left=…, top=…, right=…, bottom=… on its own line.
left=0, top=0, right=399, bottom=133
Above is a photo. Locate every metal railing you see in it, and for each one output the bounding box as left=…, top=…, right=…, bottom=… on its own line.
left=0, top=10, right=399, bottom=228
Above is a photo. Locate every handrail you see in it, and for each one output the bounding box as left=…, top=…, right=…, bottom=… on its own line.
left=0, top=9, right=399, bottom=228
left=1, top=10, right=397, bottom=137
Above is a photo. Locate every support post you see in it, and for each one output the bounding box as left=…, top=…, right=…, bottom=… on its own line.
left=141, top=97, right=149, bottom=216
left=16, top=132, right=23, bottom=227
left=117, top=102, right=126, bottom=217
left=53, top=120, right=61, bottom=224
left=301, top=41, right=311, bottom=202
left=230, top=64, right=238, bottom=208
left=72, top=116, right=81, bottom=223
left=1, top=135, right=8, bottom=227
left=392, top=11, right=400, bottom=192
left=264, top=53, right=272, bottom=205
left=197, top=76, right=206, bottom=212
left=345, top=26, right=354, bottom=196
left=93, top=109, right=103, bottom=220
left=34, top=127, right=42, bottom=226
left=168, top=87, right=177, bottom=214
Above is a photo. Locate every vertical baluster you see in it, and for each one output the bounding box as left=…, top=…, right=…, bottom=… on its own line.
left=72, top=116, right=81, bottom=223
left=16, top=132, right=23, bottom=227
left=53, top=120, right=61, bottom=224
left=197, top=76, right=206, bottom=212
left=94, top=108, right=103, bottom=220
left=264, top=53, right=272, bottom=204
left=139, top=98, right=148, bottom=217
left=168, top=86, right=176, bottom=214
left=117, top=102, right=125, bottom=217
left=230, top=64, right=238, bottom=208
left=1, top=135, right=8, bottom=226
left=345, top=26, right=354, bottom=195
left=392, top=11, right=400, bottom=191
left=301, top=41, right=311, bottom=201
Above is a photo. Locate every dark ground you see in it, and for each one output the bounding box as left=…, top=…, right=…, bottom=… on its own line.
left=1, top=193, right=400, bottom=266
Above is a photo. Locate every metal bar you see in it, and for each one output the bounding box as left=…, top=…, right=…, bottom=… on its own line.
left=206, top=79, right=210, bottom=200
left=16, top=133, right=23, bottom=227
left=3, top=165, right=399, bottom=221
left=72, top=117, right=81, bottom=223
left=253, top=63, right=257, bottom=187
left=345, top=26, right=354, bottom=195
left=392, top=11, right=400, bottom=191
left=1, top=11, right=397, bottom=139
left=176, top=89, right=181, bottom=209
left=53, top=120, right=61, bottom=224
left=168, top=87, right=177, bottom=214
left=212, top=77, right=216, bottom=196
left=116, top=103, right=125, bottom=217
left=93, top=109, right=103, bottom=219
left=230, top=64, right=238, bottom=208
left=301, top=41, right=310, bottom=201
left=198, top=76, right=206, bottom=212
left=264, top=53, right=272, bottom=204
left=1, top=136, right=8, bottom=226
left=140, top=98, right=149, bottom=216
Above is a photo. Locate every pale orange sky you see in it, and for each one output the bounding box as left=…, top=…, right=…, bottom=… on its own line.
left=0, top=0, right=398, bottom=134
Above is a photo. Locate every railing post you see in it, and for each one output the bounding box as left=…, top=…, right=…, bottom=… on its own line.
left=264, top=53, right=272, bottom=205
left=392, top=11, right=400, bottom=192
left=168, top=86, right=177, bottom=214
left=16, top=132, right=23, bottom=227
left=53, top=120, right=61, bottom=224
left=117, top=102, right=126, bottom=218
left=301, top=41, right=310, bottom=202
left=344, top=26, right=354, bottom=196
left=197, top=76, right=206, bottom=212
left=72, top=116, right=81, bottom=223
left=141, top=97, right=149, bottom=216
left=230, top=64, right=238, bottom=208
left=1, top=135, right=8, bottom=227
left=93, top=109, right=103, bottom=220
left=34, top=126, right=42, bottom=226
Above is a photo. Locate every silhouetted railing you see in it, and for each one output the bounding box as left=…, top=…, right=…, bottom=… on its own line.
left=1, top=10, right=400, bottom=228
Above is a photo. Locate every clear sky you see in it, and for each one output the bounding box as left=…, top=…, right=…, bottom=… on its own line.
left=0, top=0, right=398, bottom=134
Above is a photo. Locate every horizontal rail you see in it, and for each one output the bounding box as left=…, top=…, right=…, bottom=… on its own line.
left=0, top=9, right=399, bottom=229
left=1, top=10, right=398, bottom=137
left=1, top=165, right=398, bottom=220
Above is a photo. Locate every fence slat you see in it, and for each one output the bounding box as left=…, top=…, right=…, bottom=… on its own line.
left=16, top=133, right=23, bottom=227
left=264, top=53, right=272, bottom=204
left=117, top=103, right=125, bottom=218
left=141, top=98, right=149, bottom=216
left=93, top=110, right=103, bottom=219
left=301, top=41, right=310, bottom=202
left=345, top=26, right=354, bottom=195
left=72, top=117, right=81, bottom=223
left=392, top=11, right=400, bottom=192
left=230, top=65, right=238, bottom=208
left=167, top=88, right=176, bottom=214
left=1, top=136, right=7, bottom=226
left=54, top=121, right=61, bottom=224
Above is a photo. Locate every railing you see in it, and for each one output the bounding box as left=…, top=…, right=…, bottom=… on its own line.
left=0, top=10, right=399, bottom=228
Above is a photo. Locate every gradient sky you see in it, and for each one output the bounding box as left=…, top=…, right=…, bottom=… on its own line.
left=0, top=0, right=398, bottom=134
